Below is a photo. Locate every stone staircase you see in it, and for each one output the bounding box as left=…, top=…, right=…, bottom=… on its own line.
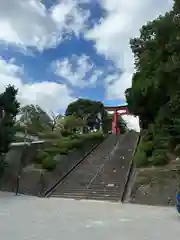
left=49, top=132, right=138, bottom=201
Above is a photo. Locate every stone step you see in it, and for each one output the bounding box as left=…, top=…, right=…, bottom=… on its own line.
left=50, top=132, right=138, bottom=202
left=51, top=187, right=122, bottom=201
left=51, top=192, right=121, bottom=201
left=52, top=188, right=122, bottom=194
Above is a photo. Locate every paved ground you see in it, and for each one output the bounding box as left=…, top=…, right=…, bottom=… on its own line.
left=0, top=191, right=180, bottom=240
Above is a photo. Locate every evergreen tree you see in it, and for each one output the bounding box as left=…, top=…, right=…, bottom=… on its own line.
left=0, top=85, right=20, bottom=172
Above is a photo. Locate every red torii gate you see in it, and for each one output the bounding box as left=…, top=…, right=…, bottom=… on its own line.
left=104, top=105, right=129, bottom=134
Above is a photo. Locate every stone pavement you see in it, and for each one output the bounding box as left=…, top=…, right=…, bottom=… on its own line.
left=0, top=191, right=180, bottom=240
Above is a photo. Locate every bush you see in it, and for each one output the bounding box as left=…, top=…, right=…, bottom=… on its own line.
left=45, top=147, right=63, bottom=155
left=58, top=148, right=68, bottom=155
left=140, top=141, right=153, bottom=157
left=82, top=131, right=104, bottom=142
left=36, top=149, right=58, bottom=170
left=175, top=144, right=180, bottom=155
left=36, top=131, right=105, bottom=171
left=134, top=149, right=149, bottom=167
left=38, top=131, right=61, bottom=140
left=0, top=159, right=8, bottom=179
left=81, top=132, right=105, bottom=149
left=69, top=133, right=81, bottom=140
left=35, top=150, right=49, bottom=164
left=63, top=132, right=104, bottom=152
left=150, top=149, right=169, bottom=166
left=56, top=139, right=70, bottom=153
left=69, top=139, right=83, bottom=149
left=61, top=130, right=71, bottom=137
left=40, top=140, right=70, bottom=156
left=41, top=157, right=56, bottom=171
left=153, top=132, right=170, bottom=150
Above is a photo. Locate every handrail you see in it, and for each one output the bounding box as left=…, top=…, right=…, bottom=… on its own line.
left=43, top=134, right=111, bottom=197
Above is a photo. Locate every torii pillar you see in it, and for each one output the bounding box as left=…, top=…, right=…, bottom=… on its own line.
left=112, top=110, right=120, bottom=134
left=104, top=105, right=129, bottom=134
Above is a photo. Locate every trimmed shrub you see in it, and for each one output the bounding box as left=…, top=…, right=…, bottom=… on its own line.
left=61, top=130, right=71, bottom=137
left=82, top=131, right=105, bottom=142
left=174, top=144, right=180, bottom=156
left=134, top=149, right=149, bottom=167
left=70, top=139, right=83, bottom=149
left=35, top=150, right=49, bottom=164
left=140, top=141, right=153, bottom=157
left=150, top=149, right=169, bottom=166
left=58, top=148, right=68, bottom=155
left=35, top=131, right=105, bottom=171
left=41, top=157, right=56, bottom=171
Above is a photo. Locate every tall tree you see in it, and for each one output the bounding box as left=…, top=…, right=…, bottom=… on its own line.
left=17, top=104, right=53, bottom=134
left=60, top=115, right=85, bottom=134
left=126, top=2, right=180, bottom=129
left=0, top=85, right=19, bottom=165
left=126, top=0, right=180, bottom=160
left=65, top=98, right=106, bottom=132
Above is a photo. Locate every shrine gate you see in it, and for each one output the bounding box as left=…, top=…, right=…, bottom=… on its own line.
left=104, top=105, right=129, bottom=134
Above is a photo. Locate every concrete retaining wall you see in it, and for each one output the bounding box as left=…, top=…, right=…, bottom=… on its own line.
left=0, top=139, right=102, bottom=196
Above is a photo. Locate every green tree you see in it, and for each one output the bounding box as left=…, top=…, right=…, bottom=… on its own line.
left=117, top=116, right=128, bottom=133
left=65, top=98, right=107, bottom=132
left=126, top=4, right=180, bottom=128
left=0, top=85, right=20, bottom=172
left=126, top=0, right=180, bottom=165
left=17, top=104, right=53, bottom=135
left=60, top=115, right=85, bottom=134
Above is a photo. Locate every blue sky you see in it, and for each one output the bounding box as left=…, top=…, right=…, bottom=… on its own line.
left=0, top=0, right=173, bottom=130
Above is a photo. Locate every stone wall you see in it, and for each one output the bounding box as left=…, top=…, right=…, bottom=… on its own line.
left=0, top=142, right=44, bottom=194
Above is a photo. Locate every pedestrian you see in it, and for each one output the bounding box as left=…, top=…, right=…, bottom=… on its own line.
left=176, top=189, right=180, bottom=213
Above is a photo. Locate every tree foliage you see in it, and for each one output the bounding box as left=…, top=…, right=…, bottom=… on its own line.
left=65, top=98, right=107, bottom=132
left=0, top=85, right=19, bottom=158
left=126, top=0, right=180, bottom=166
left=17, top=104, right=53, bottom=135
left=13, top=101, right=106, bottom=171
left=61, top=115, right=85, bottom=134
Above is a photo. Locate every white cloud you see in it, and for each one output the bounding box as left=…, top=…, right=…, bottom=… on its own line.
left=53, top=55, right=102, bottom=87
left=122, top=115, right=140, bottom=132
left=105, top=72, right=132, bottom=100
left=0, top=0, right=89, bottom=51
left=85, top=0, right=173, bottom=99
left=0, top=57, right=75, bottom=113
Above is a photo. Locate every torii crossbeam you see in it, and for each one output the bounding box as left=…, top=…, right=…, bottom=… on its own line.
left=104, top=105, right=129, bottom=134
